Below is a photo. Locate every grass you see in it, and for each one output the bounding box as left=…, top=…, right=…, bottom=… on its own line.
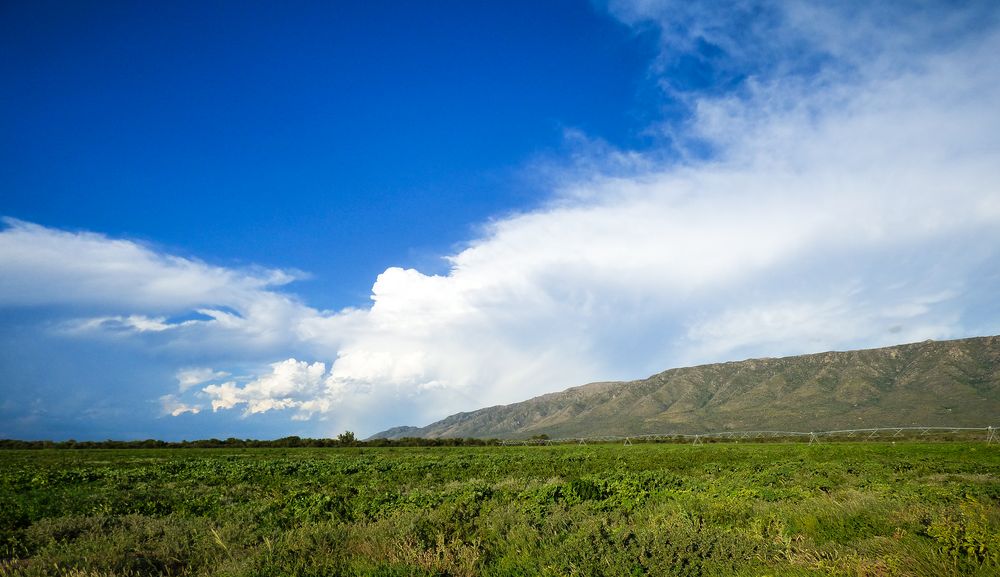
left=1, top=442, right=999, bottom=576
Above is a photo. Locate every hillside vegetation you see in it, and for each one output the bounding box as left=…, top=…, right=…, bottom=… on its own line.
left=372, top=336, right=1000, bottom=440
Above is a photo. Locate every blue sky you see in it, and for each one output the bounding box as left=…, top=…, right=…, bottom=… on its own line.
left=2, top=1, right=1000, bottom=440
left=2, top=0, right=658, bottom=307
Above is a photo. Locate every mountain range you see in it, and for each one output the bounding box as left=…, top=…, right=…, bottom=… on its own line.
left=370, top=335, right=1000, bottom=439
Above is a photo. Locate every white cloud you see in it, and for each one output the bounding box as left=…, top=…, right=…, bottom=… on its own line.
left=68, top=314, right=198, bottom=334
left=202, top=359, right=328, bottom=418
left=290, top=0, right=1000, bottom=428
left=681, top=290, right=962, bottom=365
left=0, top=218, right=298, bottom=310
left=176, top=367, right=230, bottom=392
left=158, top=394, right=201, bottom=417
left=0, top=217, right=324, bottom=354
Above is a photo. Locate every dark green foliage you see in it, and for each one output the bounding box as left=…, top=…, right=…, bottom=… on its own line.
left=0, top=436, right=501, bottom=450
left=1, top=442, right=999, bottom=576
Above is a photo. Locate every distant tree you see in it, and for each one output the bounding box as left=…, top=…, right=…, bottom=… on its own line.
left=337, top=431, right=357, bottom=445
left=273, top=436, right=302, bottom=448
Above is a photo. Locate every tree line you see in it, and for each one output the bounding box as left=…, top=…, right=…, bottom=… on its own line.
left=0, top=432, right=504, bottom=450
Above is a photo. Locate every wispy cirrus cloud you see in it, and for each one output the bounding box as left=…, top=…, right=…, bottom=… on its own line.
left=159, top=395, right=202, bottom=417
left=0, top=218, right=301, bottom=310
left=176, top=368, right=231, bottom=392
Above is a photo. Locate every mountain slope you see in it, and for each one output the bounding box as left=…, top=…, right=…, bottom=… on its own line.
left=370, top=336, right=1000, bottom=439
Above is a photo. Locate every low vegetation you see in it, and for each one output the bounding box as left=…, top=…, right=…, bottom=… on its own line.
left=2, top=442, right=999, bottom=576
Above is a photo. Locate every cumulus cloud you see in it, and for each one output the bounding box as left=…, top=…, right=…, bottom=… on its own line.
left=3, top=1, right=1000, bottom=437
left=293, top=0, right=1000, bottom=427
left=202, top=359, right=327, bottom=418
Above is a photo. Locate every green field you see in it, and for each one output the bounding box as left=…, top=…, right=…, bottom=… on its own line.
left=2, top=442, right=999, bottom=576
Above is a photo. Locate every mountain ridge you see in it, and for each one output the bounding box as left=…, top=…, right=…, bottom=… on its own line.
left=369, top=335, right=1000, bottom=439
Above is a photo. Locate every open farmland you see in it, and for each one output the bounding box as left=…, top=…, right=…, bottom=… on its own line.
left=2, top=442, right=999, bottom=576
